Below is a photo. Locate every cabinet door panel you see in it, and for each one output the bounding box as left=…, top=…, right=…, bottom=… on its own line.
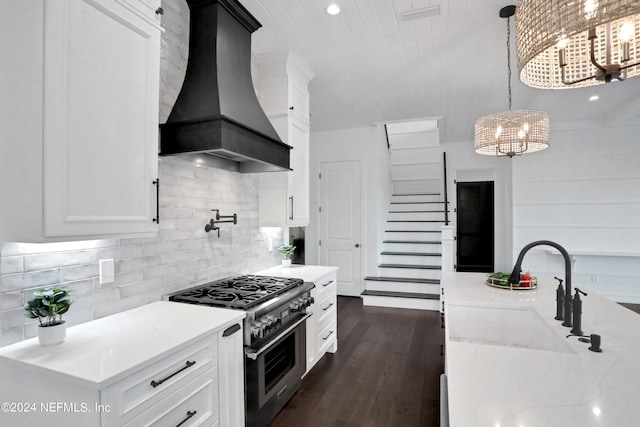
left=44, top=0, right=159, bottom=237
left=287, top=118, right=309, bottom=226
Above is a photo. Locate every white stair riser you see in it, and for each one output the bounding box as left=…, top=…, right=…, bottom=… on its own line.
left=384, top=231, right=441, bottom=241
left=362, top=295, right=440, bottom=311
left=377, top=267, right=441, bottom=280
left=388, top=211, right=446, bottom=221
left=390, top=147, right=441, bottom=165
left=383, top=242, right=441, bottom=252
left=386, top=221, right=443, bottom=231
left=391, top=164, right=441, bottom=181
left=364, top=280, right=441, bottom=295
left=380, top=254, right=442, bottom=265
left=389, top=202, right=444, bottom=212
left=391, top=194, right=441, bottom=204
left=393, top=179, right=441, bottom=195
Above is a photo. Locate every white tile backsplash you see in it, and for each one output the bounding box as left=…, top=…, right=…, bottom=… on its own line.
left=0, top=157, right=285, bottom=346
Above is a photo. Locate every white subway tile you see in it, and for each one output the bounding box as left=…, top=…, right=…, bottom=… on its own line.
left=1, top=256, right=23, bottom=274
left=1, top=269, right=60, bottom=292
left=24, top=251, right=93, bottom=272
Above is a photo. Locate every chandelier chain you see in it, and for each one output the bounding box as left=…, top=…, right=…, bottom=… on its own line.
left=506, top=15, right=512, bottom=111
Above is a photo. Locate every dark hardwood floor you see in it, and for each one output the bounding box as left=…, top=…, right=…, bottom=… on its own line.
left=269, top=296, right=445, bottom=427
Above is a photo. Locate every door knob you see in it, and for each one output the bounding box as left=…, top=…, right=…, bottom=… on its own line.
left=355, top=244, right=360, bottom=248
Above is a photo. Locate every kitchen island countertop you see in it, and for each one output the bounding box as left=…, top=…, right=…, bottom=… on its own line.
left=443, top=272, right=640, bottom=427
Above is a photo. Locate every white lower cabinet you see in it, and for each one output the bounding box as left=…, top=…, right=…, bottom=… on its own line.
left=0, top=302, right=244, bottom=427
left=306, top=271, right=338, bottom=374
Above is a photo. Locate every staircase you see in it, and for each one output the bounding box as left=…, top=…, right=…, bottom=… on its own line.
left=362, top=123, right=447, bottom=311
left=362, top=193, right=446, bottom=310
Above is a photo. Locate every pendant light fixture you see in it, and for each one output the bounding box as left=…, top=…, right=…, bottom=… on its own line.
left=517, top=0, right=640, bottom=88
left=474, top=5, right=550, bottom=158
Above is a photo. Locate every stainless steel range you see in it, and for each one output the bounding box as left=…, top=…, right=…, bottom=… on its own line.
left=168, top=275, right=314, bottom=427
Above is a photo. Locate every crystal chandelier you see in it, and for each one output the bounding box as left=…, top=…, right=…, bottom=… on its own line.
left=517, top=0, right=640, bottom=88
left=474, top=6, right=550, bottom=158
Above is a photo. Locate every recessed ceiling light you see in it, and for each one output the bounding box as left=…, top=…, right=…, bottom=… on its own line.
left=589, top=95, right=599, bottom=101
left=327, top=4, right=340, bottom=15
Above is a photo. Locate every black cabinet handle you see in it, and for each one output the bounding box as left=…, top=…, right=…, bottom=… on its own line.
left=152, top=179, right=160, bottom=223
left=322, top=280, right=334, bottom=287
left=155, top=7, right=164, bottom=15
left=150, top=360, right=196, bottom=388
left=322, top=302, right=334, bottom=311
left=323, top=330, right=334, bottom=341
left=289, top=196, right=294, bottom=220
left=176, top=410, right=197, bottom=427
left=222, top=323, right=241, bottom=337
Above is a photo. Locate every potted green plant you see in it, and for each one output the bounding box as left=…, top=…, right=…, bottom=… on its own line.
left=24, top=287, right=73, bottom=346
left=278, top=244, right=296, bottom=267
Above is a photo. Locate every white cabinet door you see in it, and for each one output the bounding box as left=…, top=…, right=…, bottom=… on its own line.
left=256, top=51, right=313, bottom=228
left=217, top=324, right=245, bottom=427
left=43, top=0, right=160, bottom=238
left=286, top=117, right=310, bottom=226
left=0, top=0, right=160, bottom=242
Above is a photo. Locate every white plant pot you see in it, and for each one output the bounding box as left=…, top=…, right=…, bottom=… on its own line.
left=281, top=259, right=292, bottom=267
left=38, top=321, right=66, bottom=346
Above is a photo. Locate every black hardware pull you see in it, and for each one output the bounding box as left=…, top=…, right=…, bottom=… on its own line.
left=155, top=7, right=164, bottom=15
left=322, top=302, right=334, bottom=311
left=222, top=323, right=241, bottom=337
left=152, top=179, right=160, bottom=223
left=323, top=330, right=334, bottom=340
left=322, top=280, right=334, bottom=287
left=176, top=410, right=197, bottom=427
left=289, top=196, right=294, bottom=220
left=150, top=360, right=196, bottom=388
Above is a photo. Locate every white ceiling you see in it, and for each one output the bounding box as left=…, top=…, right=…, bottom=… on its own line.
left=241, top=0, right=640, bottom=143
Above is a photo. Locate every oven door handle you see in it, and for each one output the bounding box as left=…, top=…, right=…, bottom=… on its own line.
left=245, top=312, right=312, bottom=361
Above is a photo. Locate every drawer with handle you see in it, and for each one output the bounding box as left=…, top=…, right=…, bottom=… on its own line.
left=102, top=334, right=217, bottom=425
left=123, top=366, right=219, bottom=427
left=315, top=273, right=337, bottom=301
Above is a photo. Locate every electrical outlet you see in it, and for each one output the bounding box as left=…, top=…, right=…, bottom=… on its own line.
left=99, top=259, right=115, bottom=284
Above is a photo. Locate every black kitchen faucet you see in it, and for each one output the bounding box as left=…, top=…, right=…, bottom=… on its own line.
left=508, top=240, right=574, bottom=327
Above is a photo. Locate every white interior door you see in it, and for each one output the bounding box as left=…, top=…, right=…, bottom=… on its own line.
left=319, top=160, right=362, bottom=296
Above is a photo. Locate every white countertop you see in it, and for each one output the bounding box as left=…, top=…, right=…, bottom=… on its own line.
left=443, top=272, right=640, bottom=427
left=254, top=264, right=338, bottom=283
left=0, top=301, right=245, bottom=389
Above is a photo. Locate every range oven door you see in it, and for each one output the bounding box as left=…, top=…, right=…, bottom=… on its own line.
left=245, top=314, right=308, bottom=427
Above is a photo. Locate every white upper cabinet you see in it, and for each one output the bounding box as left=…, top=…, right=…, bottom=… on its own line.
left=0, top=0, right=162, bottom=242
left=254, top=51, right=314, bottom=227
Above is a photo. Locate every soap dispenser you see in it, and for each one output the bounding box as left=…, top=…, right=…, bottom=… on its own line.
left=554, top=276, right=565, bottom=321
left=571, top=288, right=588, bottom=336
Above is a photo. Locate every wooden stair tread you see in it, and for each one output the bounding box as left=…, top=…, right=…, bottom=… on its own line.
left=379, top=263, right=441, bottom=269
left=381, top=251, right=441, bottom=256
left=389, top=210, right=447, bottom=213
left=387, top=219, right=444, bottom=222
left=363, top=276, right=440, bottom=284
left=361, top=290, right=440, bottom=300
left=385, top=230, right=441, bottom=233
left=392, top=193, right=440, bottom=196
left=383, top=240, right=441, bottom=244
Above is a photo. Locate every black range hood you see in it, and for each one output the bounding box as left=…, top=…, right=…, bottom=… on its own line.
left=160, top=0, right=290, bottom=173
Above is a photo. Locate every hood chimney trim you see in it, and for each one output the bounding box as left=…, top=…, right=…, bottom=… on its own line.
left=159, top=0, right=291, bottom=173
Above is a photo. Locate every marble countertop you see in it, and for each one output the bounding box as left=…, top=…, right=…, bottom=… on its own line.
left=0, top=301, right=245, bottom=389
left=443, top=272, right=640, bottom=427
left=254, top=264, right=338, bottom=283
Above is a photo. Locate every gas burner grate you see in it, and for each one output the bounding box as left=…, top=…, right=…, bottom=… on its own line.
left=169, top=275, right=304, bottom=309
